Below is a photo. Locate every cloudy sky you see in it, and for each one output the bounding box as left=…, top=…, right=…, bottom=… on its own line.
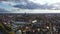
left=0, top=0, right=60, bottom=13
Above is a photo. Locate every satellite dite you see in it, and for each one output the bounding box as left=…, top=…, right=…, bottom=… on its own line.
left=0, top=0, right=60, bottom=34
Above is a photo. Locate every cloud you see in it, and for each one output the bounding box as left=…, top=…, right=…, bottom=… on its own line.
left=12, top=0, right=60, bottom=10
left=0, top=0, right=60, bottom=10
left=0, top=8, right=10, bottom=13
left=1, top=1, right=20, bottom=6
